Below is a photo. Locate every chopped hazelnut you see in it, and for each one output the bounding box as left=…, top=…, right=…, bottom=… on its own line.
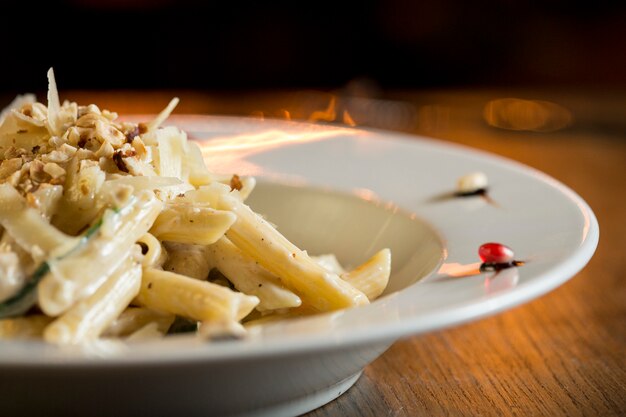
left=29, top=160, right=48, bottom=183
left=43, top=162, right=66, bottom=179
left=0, top=158, right=23, bottom=180
left=230, top=174, right=243, bottom=191
left=113, top=151, right=129, bottom=173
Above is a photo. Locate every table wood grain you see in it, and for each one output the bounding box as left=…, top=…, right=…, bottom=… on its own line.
left=5, top=89, right=623, bottom=416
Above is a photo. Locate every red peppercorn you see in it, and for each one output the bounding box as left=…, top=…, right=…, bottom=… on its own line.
left=479, top=243, right=514, bottom=264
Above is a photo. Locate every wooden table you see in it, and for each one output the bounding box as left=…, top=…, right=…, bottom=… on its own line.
left=8, top=88, right=624, bottom=416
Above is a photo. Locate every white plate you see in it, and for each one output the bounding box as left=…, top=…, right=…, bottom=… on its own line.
left=0, top=116, right=598, bottom=417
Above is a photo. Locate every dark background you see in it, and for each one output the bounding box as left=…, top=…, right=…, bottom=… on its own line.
left=1, top=0, right=626, bottom=93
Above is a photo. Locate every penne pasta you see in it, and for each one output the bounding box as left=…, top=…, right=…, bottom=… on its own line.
left=0, top=184, right=75, bottom=261
left=198, top=319, right=246, bottom=341
left=38, top=191, right=162, bottom=316
left=135, top=268, right=259, bottom=322
left=136, top=233, right=167, bottom=269
left=103, top=307, right=174, bottom=338
left=126, top=322, right=167, bottom=342
left=162, top=242, right=212, bottom=280
left=150, top=203, right=235, bottom=246
left=217, top=194, right=369, bottom=312
left=101, top=176, right=194, bottom=201
left=341, top=249, right=391, bottom=301
left=207, top=237, right=301, bottom=312
left=43, top=259, right=142, bottom=344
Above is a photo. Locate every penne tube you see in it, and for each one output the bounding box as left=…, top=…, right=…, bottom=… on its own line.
left=135, top=268, right=259, bottom=322
left=207, top=237, right=301, bottom=312
left=38, top=191, right=162, bottom=316
left=103, top=307, right=174, bottom=338
left=242, top=304, right=320, bottom=327
left=43, top=259, right=142, bottom=345
left=162, top=242, right=212, bottom=280
left=136, top=233, right=167, bottom=269
left=341, top=249, right=391, bottom=301
left=150, top=204, right=236, bottom=246
left=126, top=322, right=167, bottom=342
left=0, top=184, right=75, bottom=260
left=100, top=176, right=194, bottom=201
left=218, top=195, right=369, bottom=312
left=198, top=319, right=246, bottom=341
left=182, top=182, right=244, bottom=208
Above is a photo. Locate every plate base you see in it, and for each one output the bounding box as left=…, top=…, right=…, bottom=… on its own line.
left=238, top=371, right=362, bottom=417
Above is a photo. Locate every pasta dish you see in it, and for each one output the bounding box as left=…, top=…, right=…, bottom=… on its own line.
left=0, top=69, right=391, bottom=345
